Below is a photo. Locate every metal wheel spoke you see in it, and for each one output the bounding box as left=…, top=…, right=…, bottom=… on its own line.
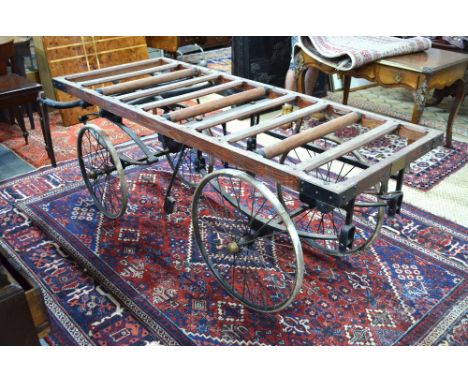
left=78, top=125, right=128, bottom=219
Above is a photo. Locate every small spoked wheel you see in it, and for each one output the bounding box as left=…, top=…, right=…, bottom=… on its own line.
left=192, top=169, right=304, bottom=313
left=277, top=136, right=385, bottom=256
left=164, top=130, right=214, bottom=187
left=77, top=124, right=128, bottom=219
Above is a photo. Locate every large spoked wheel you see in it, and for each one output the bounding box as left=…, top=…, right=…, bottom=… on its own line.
left=164, top=130, right=214, bottom=187
left=277, top=136, right=385, bottom=257
left=192, top=169, right=304, bottom=313
left=77, top=124, right=128, bottom=219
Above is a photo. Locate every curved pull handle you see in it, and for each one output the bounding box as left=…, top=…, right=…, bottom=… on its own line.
left=38, top=92, right=89, bottom=109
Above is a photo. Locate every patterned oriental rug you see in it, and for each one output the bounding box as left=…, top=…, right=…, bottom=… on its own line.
left=297, top=36, right=432, bottom=71
left=0, top=137, right=464, bottom=345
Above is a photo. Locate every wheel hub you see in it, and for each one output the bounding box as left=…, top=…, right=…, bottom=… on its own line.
left=226, top=242, right=240, bottom=254
left=87, top=170, right=98, bottom=180
left=226, top=233, right=255, bottom=254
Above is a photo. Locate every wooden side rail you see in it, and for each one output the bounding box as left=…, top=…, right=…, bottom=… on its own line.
left=224, top=102, right=327, bottom=143
left=80, top=62, right=179, bottom=87
left=142, top=80, right=244, bottom=110
left=164, top=87, right=267, bottom=122
left=100, top=68, right=197, bottom=96
left=116, top=73, right=220, bottom=102
left=296, top=121, right=399, bottom=172
left=65, top=57, right=165, bottom=82
left=261, top=111, right=361, bottom=159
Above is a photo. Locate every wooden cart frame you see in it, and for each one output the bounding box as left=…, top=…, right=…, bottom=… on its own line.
left=44, top=56, right=443, bottom=312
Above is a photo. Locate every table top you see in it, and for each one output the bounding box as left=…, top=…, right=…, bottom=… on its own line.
left=377, top=48, right=468, bottom=73
left=0, top=73, right=41, bottom=98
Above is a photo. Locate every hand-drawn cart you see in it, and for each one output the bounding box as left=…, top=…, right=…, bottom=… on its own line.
left=41, top=57, right=443, bottom=313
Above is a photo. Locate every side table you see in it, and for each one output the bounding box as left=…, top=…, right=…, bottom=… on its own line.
left=0, top=74, right=56, bottom=166
left=296, top=48, right=468, bottom=147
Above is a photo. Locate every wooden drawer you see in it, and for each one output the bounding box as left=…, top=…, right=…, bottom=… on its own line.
left=374, top=65, right=419, bottom=89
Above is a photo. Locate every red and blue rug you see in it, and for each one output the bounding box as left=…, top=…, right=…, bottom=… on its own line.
left=0, top=136, right=465, bottom=345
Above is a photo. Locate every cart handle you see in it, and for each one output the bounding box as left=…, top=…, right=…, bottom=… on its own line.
left=39, top=95, right=90, bottom=110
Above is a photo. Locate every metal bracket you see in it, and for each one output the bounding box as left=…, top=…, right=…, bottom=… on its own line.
left=339, top=225, right=356, bottom=253
left=163, top=145, right=187, bottom=214
left=299, top=180, right=356, bottom=207
left=380, top=191, right=404, bottom=216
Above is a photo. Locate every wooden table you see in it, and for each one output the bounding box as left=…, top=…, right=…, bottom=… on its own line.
left=296, top=48, right=468, bottom=147
left=0, top=74, right=56, bottom=165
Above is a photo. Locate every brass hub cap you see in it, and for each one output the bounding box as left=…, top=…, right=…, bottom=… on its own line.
left=226, top=242, right=240, bottom=254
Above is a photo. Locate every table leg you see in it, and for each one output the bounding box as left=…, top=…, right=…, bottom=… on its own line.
left=26, top=104, right=35, bottom=130
left=37, top=101, right=56, bottom=167
left=295, top=67, right=307, bottom=94
left=445, top=79, right=465, bottom=148
left=411, top=79, right=428, bottom=124
left=342, top=75, right=351, bottom=105
left=14, top=106, right=29, bottom=144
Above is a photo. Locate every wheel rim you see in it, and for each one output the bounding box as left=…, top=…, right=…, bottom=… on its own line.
left=192, top=169, right=303, bottom=313
left=77, top=124, right=128, bottom=219
left=277, top=136, right=384, bottom=256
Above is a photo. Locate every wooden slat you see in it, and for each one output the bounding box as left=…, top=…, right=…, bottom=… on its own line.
left=141, top=79, right=244, bottom=110
left=56, top=77, right=323, bottom=191
left=164, top=87, right=267, bottom=122
left=262, top=112, right=361, bottom=159
left=100, top=68, right=197, bottom=95
left=52, top=57, right=444, bottom=206
left=224, top=102, right=327, bottom=143
left=117, top=73, right=220, bottom=102
left=79, top=62, right=179, bottom=86
left=296, top=121, right=398, bottom=172
left=65, top=57, right=165, bottom=81
left=187, top=94, right=298, bottom=131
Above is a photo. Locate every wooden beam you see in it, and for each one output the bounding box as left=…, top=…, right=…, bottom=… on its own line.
left=164, top=87, right=267, bottom=122
left=65, top=57, right=166, bottom=82
left=116, top=73, right=220, bottom=102
left=397, top=125, right=428, bottom=143
left=187, top=94, right=298, bottom=131
left=99, top=68, right=197, bottom=96
left=296, top=121, right=398, bottom=172
left=140, top=79, right=244, bottom=110
left=261, top=112, right=361, bottom=159
left=79, top=62, right=179, bottom=87
left=224, top=102, right=327, bottom=143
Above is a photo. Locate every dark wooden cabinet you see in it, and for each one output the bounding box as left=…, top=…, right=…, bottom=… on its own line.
left=146, top=36, right=231, bottom=53
left=0, top=244, right=49, bottom=345
left=34, top=36, right=150, bottom=126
